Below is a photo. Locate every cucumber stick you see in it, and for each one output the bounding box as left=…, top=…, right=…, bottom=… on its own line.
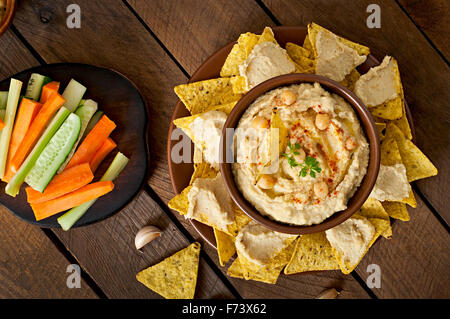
left=0, top=79, right=23, bottom=178
left=25, top=113, right=81, bottom=193
left=57, top=99, right=98, bottom=174
left=82, top=110, right=103, bottom=140
left=5, top=107, right=71, bottom=197
left=25, top=73, right=51, bottom=101
left=57, top=152, right=129, bottom=230
left=62, top=79, right=87, bottom=112
left=0, top=91, right=7, bottom=109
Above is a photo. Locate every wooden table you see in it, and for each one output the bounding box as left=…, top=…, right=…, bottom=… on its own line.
left=0, top=0, right=448, bottom=299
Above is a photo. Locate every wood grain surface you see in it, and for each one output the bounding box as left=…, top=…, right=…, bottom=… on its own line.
left=0, top=0, right=447, bottom=298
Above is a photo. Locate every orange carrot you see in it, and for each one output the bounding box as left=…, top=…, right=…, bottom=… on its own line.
left=26, top=163, right=94, bottom=204
left=66, top=115, right=116, bottom=170
left=0, top=119, right=4, bottom=130
left=31, top=181, right=114, bottom=221
left=89, top=138, right=117, bottom=173
left=11, top=93, right=66, bottom=173
left=39, top=81, right=60, bottom=104
left=3, top=98, right=42, bottom=182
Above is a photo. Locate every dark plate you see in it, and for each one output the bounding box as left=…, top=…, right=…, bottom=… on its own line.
left=167, top=26, right=414, bottom=248
left=0, top=63, right=149, bottom=228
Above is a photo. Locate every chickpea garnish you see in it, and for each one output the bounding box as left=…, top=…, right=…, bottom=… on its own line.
left=314, top=181, right=328, bottom=199
left=345, top=136, right=358, bottom=150
left=257, top=174, right=277, bottom=189
left=315, top=113, right=330, bottom=130
left=280, top=90, right=296, bottom=105
left=252, top=116, right=269, bottom=129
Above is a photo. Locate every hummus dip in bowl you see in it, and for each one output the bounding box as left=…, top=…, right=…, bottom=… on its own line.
left=220, top=74, right=380, bottom=234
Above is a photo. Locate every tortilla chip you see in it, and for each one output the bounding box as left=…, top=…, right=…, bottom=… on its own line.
left=220, top=32, right=260, bottom=77
left=230, top=76, right=248, bottom=94
left=214, top=228, right=236, bottom=267
left=174, top=101, right=237, bottom=138
left=168, top=186, right=191, bottom=216
left=174, top=78, right=242, bottom=115
left=308, top=22, right=370, bottom=57
left=232, top=203, right=252, bottom=232
left=392, top=104, right=412, bottom=140
left=168, top=162, right=218, bottom=216
left=340, top=69, right=360, bottom=91
left=381, top=136, right=402, bottom=166
left=136, top=242, right=200, bottom=299
left=369, top=96, right=403, bottom=120
left=385, top=123, right=437, bottom=182
left=285, top=42, right=315, bottom=74
left=227, top=257, right=283, bottom=284
left=375, top=122, right=386, bottom=141
left=329, top=216, right=380, bottom=274
left=265, top=237, right=298, bottom=269
left=284, top=232, right=339, bottom=274
left=380, top=137, right=417, bottom=208
left=302, top=35, right=313, bottom=55
left=356, top=197, right=392, bottom=239
left=382, top=201, right=410, bottom=221
left=258, top=27, right=278, bottom=45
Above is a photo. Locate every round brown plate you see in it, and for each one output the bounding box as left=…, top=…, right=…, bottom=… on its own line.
left=167, top=26, right=415, bottom=248
left=0, top=63, right=149, bottom=228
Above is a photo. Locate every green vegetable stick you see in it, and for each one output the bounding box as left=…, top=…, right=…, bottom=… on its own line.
left=57, top=152, right=129, bottom=230
left=0, top=79, right=22, bottom=178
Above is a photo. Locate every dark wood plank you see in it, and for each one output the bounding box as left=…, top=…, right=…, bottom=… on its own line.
left=263, top=0, right=450, bottom=298
left=262, top=0, right=450, bottom=224
left=0, top=206, right=98, bottom=298
left=398, top=0, right=449, bottom=61
left=128, top=0, right=371, bottom=299
left=356, top=194, right=450, bottom=298
left=0, top=29, right=97, bottom=299
left=10, top=0, right=234, bottom=299
left=128, top=0, right=274, bottom=75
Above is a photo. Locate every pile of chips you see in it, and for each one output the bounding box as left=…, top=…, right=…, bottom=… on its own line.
left=148, top=23, right=438, bottom=296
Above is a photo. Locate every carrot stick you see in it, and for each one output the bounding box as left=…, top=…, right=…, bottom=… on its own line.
left=31, top=181, right=114, bottom=221
left=3, top=98, right=42, bottom=182
left=11, top=93, right=66, bottom=173
left=89, top=138, right=117, bottom=173
left=39, top=81, right=60, bottom=104
left=26, top=163, right=94, bottom=204
left=0, top=118, right=4, bottom=130
left=65, top=115, right=116, bottom=170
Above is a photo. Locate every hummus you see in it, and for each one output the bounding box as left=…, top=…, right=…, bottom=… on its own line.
left=187, top=172, right=234, bottom=231
left=325, top=217, right=375, bottom=266
left=370, top=163, right=411, bottom=201
left=235, top=221, right=296, bottom=266
left=233, top=83, right=369, bottom=225
left=315, top=30, right=367, bottom=82
left=239, top=41, right=296, bottom=90
left=189, top=110, right=227, bottom=170
left=354, top=56, right=398, bottom=107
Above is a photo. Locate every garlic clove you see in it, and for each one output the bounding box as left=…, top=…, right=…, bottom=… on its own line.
left=135, top=226, right=161, bottom=250
left=315, top=288, right=340, bottom=299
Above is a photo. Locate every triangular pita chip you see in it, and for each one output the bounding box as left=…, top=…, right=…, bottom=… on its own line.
left=136, top=242, right=201, bottom=299
left=284, top=232, right=340, bottom=274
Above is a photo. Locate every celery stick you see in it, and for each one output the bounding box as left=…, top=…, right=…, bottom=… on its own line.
left=0, top=91, right=7, bottom=109
left=0, top=109, right=5, bottom=120
left=57, top=99, right=98, bottom=174
left=0, top=79, right=23, bottom=178
left=57, top=152, right=129, bottom=230
left=62, top=79, right=87, bottom=112
left=5, top=107, right=71, bottom=197
left=81, top=110, right=103, bottom=140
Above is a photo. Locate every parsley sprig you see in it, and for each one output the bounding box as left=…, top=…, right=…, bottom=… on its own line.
left=282, top=142, right=322, bottom=178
